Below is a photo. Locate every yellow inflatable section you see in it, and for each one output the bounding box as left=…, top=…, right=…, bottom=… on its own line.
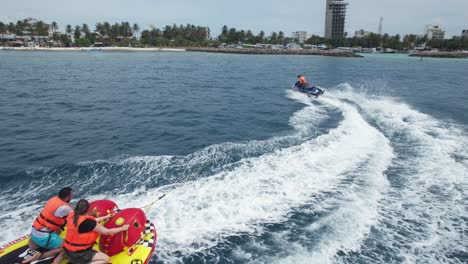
left=0, top=220, right=157, bottom=264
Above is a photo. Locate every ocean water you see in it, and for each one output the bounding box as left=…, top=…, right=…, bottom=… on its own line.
left=0, top=51, right=467, bottom=264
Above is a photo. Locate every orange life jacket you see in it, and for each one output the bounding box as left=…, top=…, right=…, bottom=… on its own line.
left=64, top=213, right=99, bottom=252
left=33, top=196, right=70, bottom=232
left=299, top=76, right=307, bottom=84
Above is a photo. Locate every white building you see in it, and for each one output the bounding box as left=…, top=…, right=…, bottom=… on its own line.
left=462, top=30, right=468, bottom=38
left=292, top=31, right=308, bottom=43
left=285, top=43, right=301, bottom=49
left=354, top=29, right=370, bottom=38
left=425, top=25, right=445, bottom=40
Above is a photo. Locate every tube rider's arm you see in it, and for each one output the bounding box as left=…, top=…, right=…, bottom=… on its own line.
left=94, top=223, right=130, bottom=236
left=95, top=214, right=113, bottom=222
left=56, top=205, right=74, bottom=233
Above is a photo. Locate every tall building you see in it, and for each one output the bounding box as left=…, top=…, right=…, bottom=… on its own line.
left=324, top=0, right=349, bottom=38
left=425, top=25, right=445, bottom=40
left=378, top=17, right=383, bottom=35
left=292, top=31, right=308, bottom=43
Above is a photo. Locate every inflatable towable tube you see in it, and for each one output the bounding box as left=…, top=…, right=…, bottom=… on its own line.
left=0, top=199, right=157, bottom=264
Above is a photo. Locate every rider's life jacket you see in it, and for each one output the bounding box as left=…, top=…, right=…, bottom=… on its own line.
left=64, top=213, right=99, bottom=252
left=299, top=76, right=307, bottom=84
left=33, top=197, right=69, bottom=232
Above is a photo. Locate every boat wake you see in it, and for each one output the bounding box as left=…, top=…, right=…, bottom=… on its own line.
left=1, top=84, right=466, bottom=264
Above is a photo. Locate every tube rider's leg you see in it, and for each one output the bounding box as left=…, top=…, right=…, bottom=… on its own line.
left=21, top=234, right=49, bottom=264
left=23, top=234, right=63, bottom=264
left=90, top=251, right=110, bottom=264
left=51, top=251, right=64, bottom=264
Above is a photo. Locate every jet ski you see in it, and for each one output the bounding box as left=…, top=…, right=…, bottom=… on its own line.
left=293, top=82, right=325, bottom=97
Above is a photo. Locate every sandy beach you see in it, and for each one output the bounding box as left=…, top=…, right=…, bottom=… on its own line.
left=0, top=46, right=186, bottom=52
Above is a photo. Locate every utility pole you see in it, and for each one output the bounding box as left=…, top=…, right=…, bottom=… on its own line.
left=378, top=16, right=384, bottom=50
left=378, top=17, right=383, bottom=36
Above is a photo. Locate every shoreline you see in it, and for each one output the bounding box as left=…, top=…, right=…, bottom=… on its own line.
left=0, top=46, right=361, bottom=57
left=2, top=46, right=466, bottom=59
left=0, top=47, right=186, bottom=52
left=186, top=47, right=362, bottom=57
left=409, top=51, right=468, bottom=58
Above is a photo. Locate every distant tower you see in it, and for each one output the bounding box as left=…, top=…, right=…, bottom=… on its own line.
left=324, top=0, right=349, bottom=38
left=378, top=17, right=383, bottom=35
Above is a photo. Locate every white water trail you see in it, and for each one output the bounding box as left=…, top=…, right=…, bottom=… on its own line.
left=250, top=90, right=394, bottom=264
left=246, top=86, right=467, bottom=264
left=331, top=85, right=468, bottom=263
left=109, top=90, right=394, bottom=263
left=0, top=91, right=328, bottom=247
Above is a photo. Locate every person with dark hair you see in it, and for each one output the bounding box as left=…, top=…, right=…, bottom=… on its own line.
left=22, top=187, right=74, bottom=264
left=59, top=199, right=129, bottom=264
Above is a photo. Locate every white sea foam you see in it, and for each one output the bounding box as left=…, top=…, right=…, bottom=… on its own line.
left=240, top=86, right=467, bottom=264
left=105, top=91, right=394, bottom=263
left=0, top=90, right=328, bottom=250
left=331, top=85, right=468, bottom=263
left=252, top=90, right=394, bottom=264
left=286, top=89, right=329, bottom=136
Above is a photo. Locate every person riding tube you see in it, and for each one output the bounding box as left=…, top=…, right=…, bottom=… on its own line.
left=23, top=187, right=74, bottom=264
left=60, top=199, right=129, bottom=264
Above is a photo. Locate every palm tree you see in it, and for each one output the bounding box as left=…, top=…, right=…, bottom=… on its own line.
left=16, top=20, right=25, bottom=37
left=7, top=22, right=16, bottom=39
left=82, top=23, right=90, bottom=39
left=22, top=18, right=35, bottom=40
left=66, top=24, right=73, bottom=35
left=103, top=22, right=111, bottom=37
left=35, top=21, right=49, bottom=36
left=258, top=31, right=265, bottom=43
left=132, top=23, right=140, bottom=39
left=221, top=25, right=228, bottom=36
left=74, top=25, right=81, bottom=39
left=270, top=32, right=278, bottom=44
left=122, top=22, right=129, bottom=37
left=95, top=22, right=103, bottom=35
left=48, top=21, right=58, bottom=43
left=238, top=30, right=245, bottom=43
left=228, top=27, right=237, bottom=43
left=278, top=31, right=285, bottom=44
left=110, top=23, right=119, bottom=41
left=0, top=22, right=6, bottom=44
left=51, top=21, right=58, bottom=34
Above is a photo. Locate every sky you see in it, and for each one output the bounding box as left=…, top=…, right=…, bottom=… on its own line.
left=0, top=0, right=467, bottom=38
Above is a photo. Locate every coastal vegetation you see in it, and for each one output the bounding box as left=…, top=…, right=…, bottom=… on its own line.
left=305, top=33, right=468, bottom=51
left=140, top=24, right=210, bottom=47
left=0, top=18, right=467, bottom=51
left=216, top=26, right=293, bottom=45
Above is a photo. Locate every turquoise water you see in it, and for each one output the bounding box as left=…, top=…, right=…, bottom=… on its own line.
left=0, top=51, right=467, bottom=263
